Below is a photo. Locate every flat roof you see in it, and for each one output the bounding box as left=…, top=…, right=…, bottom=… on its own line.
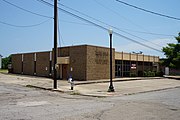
left=11, top=44, right=159, bottom=59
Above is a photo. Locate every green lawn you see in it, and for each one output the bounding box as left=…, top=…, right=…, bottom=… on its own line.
left=0, top=69, right=8, bottom=73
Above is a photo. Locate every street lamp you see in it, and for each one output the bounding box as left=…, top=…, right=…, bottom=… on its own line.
left=108, top=29, right=115, bottom=92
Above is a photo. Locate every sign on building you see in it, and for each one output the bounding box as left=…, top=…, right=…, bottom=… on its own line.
left=131, top=64, right=136, bottom=69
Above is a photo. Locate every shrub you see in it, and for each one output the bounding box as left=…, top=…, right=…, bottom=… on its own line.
left=144, top=71, right=156, bottom=77
left=130, top=73, right=137, bottom=77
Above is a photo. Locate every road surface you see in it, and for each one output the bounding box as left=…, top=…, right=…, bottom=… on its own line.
left=0, top=80, right=180, bottom=120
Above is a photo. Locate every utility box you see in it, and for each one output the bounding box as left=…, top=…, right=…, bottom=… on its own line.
left=165, top=67, right=169, bottom=75
left=0, top=55, right=2, bottom=69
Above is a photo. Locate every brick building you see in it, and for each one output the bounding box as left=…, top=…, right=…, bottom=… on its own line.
left=11, top=45, right=159, bottom=80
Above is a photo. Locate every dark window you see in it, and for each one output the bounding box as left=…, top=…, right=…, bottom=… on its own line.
left=49, top=61, right=52, bottom=75
left=115, top=60, right=122, bottom=77
left=22, top=61, right=23, bottom=74
left=34, top=61, right=36, bottom=74
left=138, top=61, right=143, bottom=65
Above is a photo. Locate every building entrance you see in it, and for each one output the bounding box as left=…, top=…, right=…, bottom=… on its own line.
left=115, top=60, right=122, bottom=77
left=62, top=64, right=68, bottom=80
left=115, top=64, right=122, bottom=77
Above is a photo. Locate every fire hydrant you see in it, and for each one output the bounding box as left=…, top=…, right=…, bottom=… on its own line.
left=68, top=77, right=74, bottom=90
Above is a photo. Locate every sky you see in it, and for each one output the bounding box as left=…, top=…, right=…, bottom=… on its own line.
left=0, top=0, right=180, bottom=58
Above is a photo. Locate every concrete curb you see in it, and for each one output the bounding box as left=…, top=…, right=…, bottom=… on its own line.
left=75, top=86, right=180, bottom=98
left=25, top=85, right=80, bottom=95
left=75, top=77, right=164, bottom=85
left=122, top=86, right=180, bottom=96
left=165, top=76, right=180, bottom=80
left=25, top=85, right=110, bottom=98
left=25, top=84, right=180, bottom=98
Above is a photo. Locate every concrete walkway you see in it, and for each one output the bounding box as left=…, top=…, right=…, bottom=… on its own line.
left=0, top=73, right=180, bottom=97
left=164, top=75, right=180, bottom=80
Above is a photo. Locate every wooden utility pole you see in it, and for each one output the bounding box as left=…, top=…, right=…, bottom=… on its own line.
left=53, top=0, right=58, bottom=89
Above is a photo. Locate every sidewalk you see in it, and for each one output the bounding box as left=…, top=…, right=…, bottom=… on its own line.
left=74, top=77, right=163, bottom=85
left=0, top=73, right=180, bottom=97
left=164, top=75, right=180, bottom=80
left=74, top=77, right=180, bottom=97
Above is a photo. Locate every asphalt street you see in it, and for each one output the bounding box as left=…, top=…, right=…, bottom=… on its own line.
left=104, top=87, right=180, bottom=120
left=0, top=80, right=180, bottom=120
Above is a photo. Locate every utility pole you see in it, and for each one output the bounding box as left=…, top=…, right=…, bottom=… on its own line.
left=53, top=0, right=58, bottom=89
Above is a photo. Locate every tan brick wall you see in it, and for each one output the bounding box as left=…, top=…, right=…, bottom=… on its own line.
left=115, top=52, right=159, bottom=63
left=36, top=52, right=51, bottom=77
left=58, top=47, right=70, bottom=57
left=138, top=54, right=144, bottom=61
left=69, top=45, right=87, bottom=80
left=53, top=47, right=70, bottom=79
left=23, top=53, right=34, bottom=75
left=144, top=56, right=149, bottom=62
left=155, top=57, right=159, bottom=62
left=149, top=56, right=154, bottom=62
left=11, top=45, right=159, bottom=80
left=86, top=45, right=115, bottom=80
left=115, top=52, right=122, bottom=60
left=12, top=54, right=22, bottom=74
left=123, top=53, right=130, bottom=60
left=131, top=54, right=137, bottom=61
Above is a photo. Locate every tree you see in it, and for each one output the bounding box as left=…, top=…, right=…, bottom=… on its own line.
left=162, top=33, right=180, bottom=69
left=2, top=55, right=12, bottom=69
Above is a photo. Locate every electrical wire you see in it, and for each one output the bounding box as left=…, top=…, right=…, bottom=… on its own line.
left=36, top=0, right=53, bottom=7
left=49, top=0, right=175, bottom=37
left=59, top=19, right=173, bottom=37
left=36, top=0, right=163, bottom=53
left=2, top=0, right=53, bottom=19
left=60, top=20, right=92, bottom=26
left=93, top=0, right=149, bottom=32
left=0, top=19, right=51, bottom=28
left=59, top=3, right=162, bottom=47
left=58, top=19, right=61, bottom=47
left=127, top=30, right=174, bottom=37
left=93, top=0, right=174, bottom=37
left=115, top=0, right=180, bottom=21
left=60, top=8, right=163, bottom=52
left=58, top=18, right=65, bottom=47
left=58, top=20, right=65, bottom=46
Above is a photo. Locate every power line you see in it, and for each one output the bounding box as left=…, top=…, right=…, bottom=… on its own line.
left=59, top=3, right=162, bottom=47
left=0, top=19, right=51, bottom=28
left=58, top=18, right=65, bottom=47
left=113, top=31, right=162, bottom=53
left=4, top=0, right=173, bottom=37
left=37, top=0, right=163, bottom=52
left=93, top=0, right=174, bottom=37
left=60, top=20, right=92, bottom=26
left=36, top=0, right=53, bottom=7
left=61, top=3, right=174, bottom=37
left=60, top=19, right=174, bottom=37
left=58, top=19, right=61, bottom=47
left=2, top=0, right=53, bottom=19
left=60, top=9, right=163, bottom=52
left=115, top=0, right=180, bottom=21
left=93, top=0, right=149, bottom=32
left=128, top=30, right=174, bottom=37
left=36, top=0, right=163, bottom=53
